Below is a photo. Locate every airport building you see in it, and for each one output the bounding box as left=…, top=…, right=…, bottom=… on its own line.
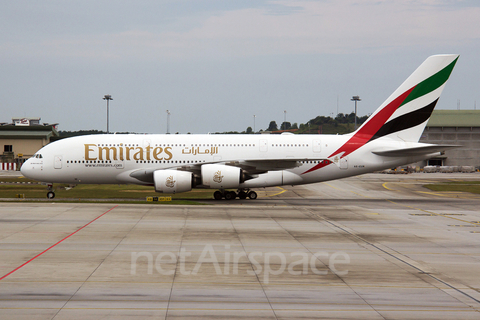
left=0, top=118, right=59, bottom=170
left=418, top=110, right=480, bottom=167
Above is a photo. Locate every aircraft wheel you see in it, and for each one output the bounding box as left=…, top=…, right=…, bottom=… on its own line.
left=47, top=191, right=55, bottom=199
left=238, top=191, right=247, bottom=199
left=213, top=191, right=223, bottom=200
left=247, top=191, right=257, bottom=200
left=225, top=191, right=236, bottom=200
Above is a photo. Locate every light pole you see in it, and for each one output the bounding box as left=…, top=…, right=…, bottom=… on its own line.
left=283, top=110, right=287, bottom=130
left=351, top=95, right=361, bottom=130
left=253, top=115, right=256, bottom=133
left=166, top=110, right=171, bottom=134
left=103, top=95, right=112, bottom=133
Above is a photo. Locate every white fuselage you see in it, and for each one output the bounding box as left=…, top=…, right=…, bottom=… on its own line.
left=21, top=133, right=435, bottom=191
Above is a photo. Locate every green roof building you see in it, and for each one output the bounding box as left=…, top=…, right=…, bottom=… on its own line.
left=420, top=110, right=480, bottom=167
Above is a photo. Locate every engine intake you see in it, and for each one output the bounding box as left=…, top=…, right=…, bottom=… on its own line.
left=154, top=170, right=193, bottom=194
left=201, top=164, right=243, bottom=189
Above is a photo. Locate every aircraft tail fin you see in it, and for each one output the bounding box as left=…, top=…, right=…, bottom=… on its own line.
left=355, top=54, right=459, bottom=143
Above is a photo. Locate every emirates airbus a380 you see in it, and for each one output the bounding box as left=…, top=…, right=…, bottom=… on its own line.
left=22, top=54, right=459, bottom=200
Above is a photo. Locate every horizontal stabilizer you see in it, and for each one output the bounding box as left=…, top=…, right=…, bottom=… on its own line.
left=372, top=144, right=461, bottom=157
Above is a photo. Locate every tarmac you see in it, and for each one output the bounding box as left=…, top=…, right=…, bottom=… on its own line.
left=1, top=173, right=480, bottom=319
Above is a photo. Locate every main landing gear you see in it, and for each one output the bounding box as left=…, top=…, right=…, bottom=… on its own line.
left=46, top=184, right=55, bottom=199
left=213, top=189, right=257, bottom=200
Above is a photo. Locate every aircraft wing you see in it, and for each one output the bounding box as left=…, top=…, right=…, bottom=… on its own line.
left=371, top=144, right=461, bottom=157
left=225, top=157, right=333, bottom=175
left=129, top=158, right=330, bottom=183
left=225, top=159, right=300, bottom=175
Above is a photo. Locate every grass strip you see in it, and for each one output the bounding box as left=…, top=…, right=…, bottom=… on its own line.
left=424, top=181, right=480, bottom=194
left=0, top=177, right=214, bottom=202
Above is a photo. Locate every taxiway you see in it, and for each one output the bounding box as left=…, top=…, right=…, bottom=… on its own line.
left=1, top=173, right=480, bottom=319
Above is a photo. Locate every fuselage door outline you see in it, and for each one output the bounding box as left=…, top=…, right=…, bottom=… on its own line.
left=54, top=155, right=63, bottom=169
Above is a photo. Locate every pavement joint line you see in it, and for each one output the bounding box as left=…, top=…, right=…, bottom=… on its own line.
left=386, top=199, right=480, bottom=226
left=165, top=207, right=189, bottom=319
left=0, top=205, right=118, bottom=281
left=349, top=190, right=374, bottom=199
left=226, top=208, right=279, bottom=320
left=324, top=182, right=375, bottom=199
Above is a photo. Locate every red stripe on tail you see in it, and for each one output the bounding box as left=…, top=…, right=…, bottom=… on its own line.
left=301, top=86, right=415, bottom=175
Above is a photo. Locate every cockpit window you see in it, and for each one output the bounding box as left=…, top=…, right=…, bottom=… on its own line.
left=33, top=154, right=43, bottom=159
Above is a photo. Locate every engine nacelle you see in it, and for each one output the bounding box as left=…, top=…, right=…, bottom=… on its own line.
left=201, top=164, right=242, bottom=189
left=154, top=170, right=193, bottom=194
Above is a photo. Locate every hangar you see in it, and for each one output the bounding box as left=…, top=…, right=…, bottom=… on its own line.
left=0, top=118, right=58, bottom=170
left=418, top=110, right=480, bottom=167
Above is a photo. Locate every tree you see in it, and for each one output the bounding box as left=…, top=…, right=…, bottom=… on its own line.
left=280, top=122, right=291, bottom=130
left=335, top=113, right=347, bottom=123
left=267, top=121, right=278, bottom=131
left=291, top=123, right=298, bottom=130
left=358, top=115, right=369, bottom=125
left=246, top=126, right=253, bottom=134
left=347, top=112, right=356, bottom=123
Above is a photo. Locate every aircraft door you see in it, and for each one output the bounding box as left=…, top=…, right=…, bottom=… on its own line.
left=312, top=139, right=321, bottom=153
left=340, top=156, right=348, bottom=169
left=54, top=155, right=63, bottom=169
left=143, top=139, right=151, bottom=158
left=259, top=139, right=268, bottom=152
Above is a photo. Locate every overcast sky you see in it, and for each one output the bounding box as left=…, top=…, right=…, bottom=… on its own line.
left=1, top=0, right=479, bottom=133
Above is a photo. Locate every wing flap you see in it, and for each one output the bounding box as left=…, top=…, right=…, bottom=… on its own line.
left=227, top=158, right=330, bottom=174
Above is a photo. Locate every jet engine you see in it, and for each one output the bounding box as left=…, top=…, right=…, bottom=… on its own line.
left=154, top=170, right=193, bottom=194
left=201, top=164, right=243, bottom=189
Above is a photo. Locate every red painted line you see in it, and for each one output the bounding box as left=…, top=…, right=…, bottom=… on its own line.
left=0, top=205, right=118, bottom=281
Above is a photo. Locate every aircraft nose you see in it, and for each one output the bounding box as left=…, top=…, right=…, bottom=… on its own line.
left=20, top=160, right=31, bottom=177
left=20, top=159, right=37, bottom=179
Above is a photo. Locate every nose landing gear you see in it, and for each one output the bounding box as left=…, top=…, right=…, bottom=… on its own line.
left=213, top=189, right=257, bottom=200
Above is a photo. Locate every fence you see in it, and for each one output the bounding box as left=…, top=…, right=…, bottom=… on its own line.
left=0, top=163, right=17, bottom=171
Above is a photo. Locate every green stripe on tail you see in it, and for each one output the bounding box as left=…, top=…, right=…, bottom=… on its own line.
left=400, top=57, right=458, bottom=108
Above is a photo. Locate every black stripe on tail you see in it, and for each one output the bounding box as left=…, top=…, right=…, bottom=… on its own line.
left=368, top=99, right=438, bottom=143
